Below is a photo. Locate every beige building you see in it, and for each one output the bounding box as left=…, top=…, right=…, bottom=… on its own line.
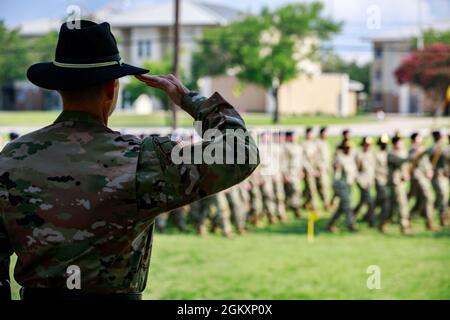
left=200, top=74, right=362, bottom=116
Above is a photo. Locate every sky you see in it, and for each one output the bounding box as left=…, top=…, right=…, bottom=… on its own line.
left=1, top=0, right=449, bottom=63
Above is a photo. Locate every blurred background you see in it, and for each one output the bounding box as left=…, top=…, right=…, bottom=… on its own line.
left=1, top=0, right=449, bottom=300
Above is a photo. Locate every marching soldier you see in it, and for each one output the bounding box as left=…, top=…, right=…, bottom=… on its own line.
left=258, top=131, right=279, bottom=224
left=374, top=135, right=390, bottom=225
left=0, top=21, right=258, bottom=300
left=429, top=131, right=450, bottom=227
left=327, top=140, right=358, bottom=232
left=354, top=137, right=376, bottom=227
left=379, top=135, right=424, bottom=234
left=226, top=185, right=248, bottom=235
left=315, top=127, right=332, bottom=211
left=409, top=133, right=436, bottom=230
left=272, top=132, right=288, bottom=223
left=282, top=131, right=303, bottom=218
left=301, top=127, right=319, bottom=211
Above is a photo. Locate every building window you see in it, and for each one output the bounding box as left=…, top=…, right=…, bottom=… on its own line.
left=138, top=40, right=152, bottom=58
left=375, top=69, right=382, bottom=81
left=374, top=47, right=383, bottom=59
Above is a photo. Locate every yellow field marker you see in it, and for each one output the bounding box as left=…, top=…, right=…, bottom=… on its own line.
left=307, top=211, right=319, bottom=243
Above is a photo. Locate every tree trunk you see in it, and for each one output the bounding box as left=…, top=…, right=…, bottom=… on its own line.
left=272, top=86, right=280, bottom=124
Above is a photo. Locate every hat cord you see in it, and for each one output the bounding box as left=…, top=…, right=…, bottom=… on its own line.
left=53, top=59, right=123, bottom=68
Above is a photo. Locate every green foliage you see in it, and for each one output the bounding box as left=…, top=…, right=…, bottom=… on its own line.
left=193, top=2, right=342, bottom=89
left=322, top=52, right=371, bottom=93
left=423, top=29, right=450, bottom=46
left=0, top=21, right=29, bottom=85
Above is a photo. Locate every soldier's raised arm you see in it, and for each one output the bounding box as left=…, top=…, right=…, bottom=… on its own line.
left=135, top=74, right=259, bottom=216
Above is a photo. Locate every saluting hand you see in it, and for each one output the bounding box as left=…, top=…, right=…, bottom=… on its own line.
left=135, top=74, right=190, bottom=107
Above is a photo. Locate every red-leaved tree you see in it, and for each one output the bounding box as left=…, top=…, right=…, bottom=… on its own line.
left=395, top=43, right=450, bottom=113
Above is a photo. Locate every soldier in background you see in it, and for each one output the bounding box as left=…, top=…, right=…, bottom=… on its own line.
left=191, top=194, right=233, bottom=238
left=379, top=135, right=424, bottom=234
left=409, top=133, right=436, bottom=230
left=429, top=131, right=450, bottom=227
left=374, top=135, right=390, bottom=225
left=258, top=131, right=279, bottom=224
left=272, top=132, right=288, bottom=223
left=226, top=185, right=248, bottom=235
left=327, top=140, right=357, bottom=232
left=282, top=131, right=303, bottom=218
left=301, top=127, right=319, bottom=211
left=354, top=137, right=376, bottom=227
left=315, top=127, right=332, bottom=211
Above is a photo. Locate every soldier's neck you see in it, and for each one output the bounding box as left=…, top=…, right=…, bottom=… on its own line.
left=63, top=103, right=109, bottom=126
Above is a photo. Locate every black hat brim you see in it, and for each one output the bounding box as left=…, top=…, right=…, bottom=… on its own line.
left=27, top=62, right=149, bottom=91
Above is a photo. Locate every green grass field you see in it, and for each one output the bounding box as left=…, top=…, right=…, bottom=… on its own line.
left=9, top=213, right=450, bottom=300
left=0, top=110, right=373, bottom=128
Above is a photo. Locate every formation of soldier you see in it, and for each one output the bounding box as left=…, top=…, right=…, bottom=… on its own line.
left=153, top=127, right=450, bottom=237
left=2, top=128, right=449, bottom=238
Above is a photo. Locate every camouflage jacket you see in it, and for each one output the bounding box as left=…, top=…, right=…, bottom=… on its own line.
left=0, top=92, right=259, bottom=296
left=355, top=150, right=376, bottom=189
left=388, top=148, right=412, bottom=186
left=374, top=150, right=389, bottom=187
left=315, top=139, right=331, bottom=173
left=333, top=152, right=357, bottom=186
left=409, top=146, right=433, bottom=181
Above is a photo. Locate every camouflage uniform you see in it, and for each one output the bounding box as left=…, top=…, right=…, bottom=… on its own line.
left=380, top=148, right=418, bottom=233
left=354, top=148, right=376, bottom=227
left=315, top=138, right=332, bottom=209
left=301, top=139, right=319, bottom=211
left=155, top=206, right=188, bottom=233
left=258, top=140, right=278, bottom=223
left=282, top=140, right=303, bottom=218
left=225, top=185, right=247, bottom=234
left=429, top=144, right=450, bottom=226
left=272, top=142, right=287, bottom=222
left=246, top=168, right=264, bottom=225
left=0, top=92, right=258, bottom=296
left=327, top=148, right=357, bottom=231
left=409, top=145, right=435, bottom=229
left=374, top=147, right=389, bottom=225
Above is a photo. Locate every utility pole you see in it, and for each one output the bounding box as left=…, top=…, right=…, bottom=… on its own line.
left=171, top=0, right=180, bottom=129
left=417, top=0, right=424, bottom=49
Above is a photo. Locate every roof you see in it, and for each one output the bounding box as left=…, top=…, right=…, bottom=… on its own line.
left=364, top=20, right=450, bottom=42
left=105, top=0, right=242, bottom=28
left=15, top=0, right=242, bottom=36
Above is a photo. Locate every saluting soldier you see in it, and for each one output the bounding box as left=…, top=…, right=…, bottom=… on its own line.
left=354, top=137, right=376, bottom=227
left=0, top=21, right=258, bottom=300
left=429, top=131, right=450, bottom=227
left=327, top=140, right=358, bottom=232
left=409, top=133, right=436, bottom=230
left=374, top=135, right=390, bottom=225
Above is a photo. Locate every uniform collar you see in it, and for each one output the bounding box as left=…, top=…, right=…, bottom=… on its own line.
left=54, top=110, right=105, bottom=126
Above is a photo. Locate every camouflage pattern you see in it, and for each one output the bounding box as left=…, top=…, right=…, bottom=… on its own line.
left=429, top=143, right=450, bottom=226
left=374, top=148, right=389, bottom=224
left=409, top=144, right=434, bottom=228
left=328, top=150, right=357, bottom=230
left=315, top=138, right=332, bottom=208
left=354, top=149, right=376, bottom=227
left=301, top=139, right=319, bottom=211
left=225, top=185, right=247, bottom=234
left=257, top=140, right=278, bottom=223
left=282, top=140, right=303, bottom=217
left=380, top=148, right=413, bottom=232
left=272, top=143, right=287, bottom=222
left=0, top=92, right=259, bottom=294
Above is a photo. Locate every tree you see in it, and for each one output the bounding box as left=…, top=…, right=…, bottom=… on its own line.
left=423, top=29, right=450, bottom=46
left=193, top=2, right=341, bottom=123
left=321, top=52, right=371, bottom=94
left=395, top=43, right=450, bottom=114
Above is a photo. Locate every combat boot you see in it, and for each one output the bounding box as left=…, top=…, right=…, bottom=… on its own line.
left=426, top=220, right=438, bottom=231
left=348, top=224, right=359, bottom=233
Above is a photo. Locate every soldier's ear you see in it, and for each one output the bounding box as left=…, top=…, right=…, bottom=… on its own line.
left=105, top=79, right=117, bottom=100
